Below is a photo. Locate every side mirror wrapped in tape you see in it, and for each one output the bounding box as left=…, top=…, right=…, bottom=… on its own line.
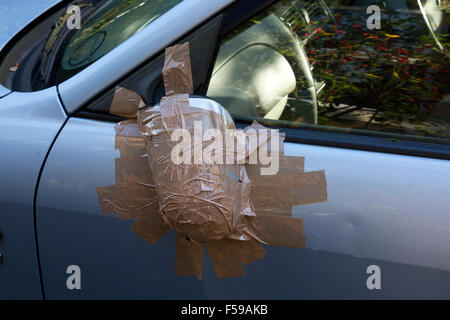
left=97, top=42, right=327, bottom=279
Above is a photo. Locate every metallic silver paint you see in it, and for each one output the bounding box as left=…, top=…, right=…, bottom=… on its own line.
left=285, top=142, right=450, bottom=272
left=0, top=84, right=10, bottom=98
left=1, top=0, right=449, bottom=299
left=35, top=118, right=450, bottom=298
left=0, top=87, right=66, bottom=298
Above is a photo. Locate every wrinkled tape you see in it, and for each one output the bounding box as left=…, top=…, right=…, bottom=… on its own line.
left=163, top=42, right=194, bottom=96
left=97, top=118, right=325, bottom=279
left=96, top=42, right=328, bottom=279
left=110, top=87, right=145, bottom=119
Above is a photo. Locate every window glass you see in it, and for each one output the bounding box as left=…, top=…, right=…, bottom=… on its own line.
left=207, top=0, right=450, bottom=143
left=41, top=0, right=182, bottom=86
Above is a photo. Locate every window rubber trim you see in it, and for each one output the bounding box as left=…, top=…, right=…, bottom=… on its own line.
left=234, top=118, right=450, bottom=160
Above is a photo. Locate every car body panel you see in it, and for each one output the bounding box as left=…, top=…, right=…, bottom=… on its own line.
left=1, top=0, right=449, bottom=299
left=0, top=84, right=10, bottom=98
left=58, top=0, right=236, bottom=114
left=36, top=118, right=450, bottom=299
left=0, top=87, right=66, bottom=299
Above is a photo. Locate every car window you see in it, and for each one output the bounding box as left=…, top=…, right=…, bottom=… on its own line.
left=42, top=0, right=182, bottom=87
left=0, top=0, right=182, bottom=92
left=207, top=0, right=450, bottom=144
left=44, top=0, right=181, bottom=83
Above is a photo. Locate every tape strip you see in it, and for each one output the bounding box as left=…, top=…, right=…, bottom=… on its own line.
left=95, top=42, right=329, bottom=280
left=250, top=215, right=306, bottom=248
left=163, top=42, right=194, bottom=96
left=175, top=236, right=204, bottom=280
left=206, top=239, right=244, bottom=279
left=110, top=86, right=145, bottom=119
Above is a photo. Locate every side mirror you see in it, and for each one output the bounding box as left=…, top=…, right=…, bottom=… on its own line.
left=149, top=95, right=235, bottom=129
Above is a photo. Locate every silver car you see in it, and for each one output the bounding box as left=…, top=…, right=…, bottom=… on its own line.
left=1, top=0, right=450, bottom=299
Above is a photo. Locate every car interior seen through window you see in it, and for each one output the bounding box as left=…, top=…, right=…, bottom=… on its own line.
left=207, top=0, right=450, bottom=144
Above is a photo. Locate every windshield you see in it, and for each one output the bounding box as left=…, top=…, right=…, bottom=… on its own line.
left=40, top=0, right=182, bottom=86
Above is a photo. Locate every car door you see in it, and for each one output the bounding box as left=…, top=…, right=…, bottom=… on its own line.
left=36, top=0, right=450, bottom=299
left=0, top=1, right=70, bottom=299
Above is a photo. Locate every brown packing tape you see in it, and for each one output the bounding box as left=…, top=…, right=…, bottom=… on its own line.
left=95, top=43, right=328, bottom=280
left=159, top=94, right=191, bottom=133
left=96, top=120, right=170, bottom=247
left=115, top=157, right=152, bottom=185
left=114, top=120, right=147, bottom=158
left=115, top=118, right=143, bottom=137
left=96, top=115, right=318, bottom=278
left=96, top=182, right=158, bottom=221
left=96, top=185, right=122, bottom=216
left=106, top=117, right=255, bottom=279
left=277, top=155, right=305, bottom=174
left=110, top=86, right=146, bottom=119
left=291, top=170, right=328, bottom=206
left=138, top=99, right=252, bottom=243
left=206, top=239, right=245, bottom=279
left=245, top=155, right=305, bottom=177
left=245, top=149, right=327, bottom=215
left=233, top=239, right=266, bottom=266
left=248, top=171, right=328, bottom=212
left=130, top=210, right=170, bottom=246
left=115, top=136, right=146, bottom=158
left=175, top=235, right=204, bottom=280
left=244, top=121, right=286, bottom=163
left=163, top=42, right=194, bottom=96
left=206, top=238, right=267, bottom=279
left=250, top=214, right=306, bottom=248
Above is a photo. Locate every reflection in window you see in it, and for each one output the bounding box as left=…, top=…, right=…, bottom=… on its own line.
left=307, top=0, right=450, bottom=140
left=209, top=0, right=450, bottom=143
left=41, top=0, right=182, bottom=86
